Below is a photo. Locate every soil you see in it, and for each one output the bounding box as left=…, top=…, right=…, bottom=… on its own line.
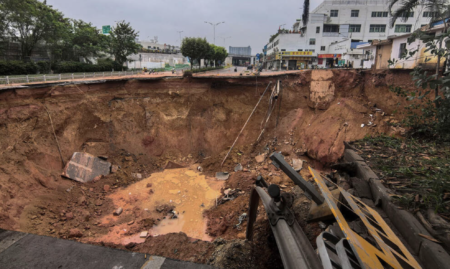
left=0, top=69, right=418, bottom=267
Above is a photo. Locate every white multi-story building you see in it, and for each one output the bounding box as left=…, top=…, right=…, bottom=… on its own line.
left=264, top=0, right=435, bottom=69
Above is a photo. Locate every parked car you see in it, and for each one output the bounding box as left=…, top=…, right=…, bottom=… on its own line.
left=247, top=65, right=253, bottom=70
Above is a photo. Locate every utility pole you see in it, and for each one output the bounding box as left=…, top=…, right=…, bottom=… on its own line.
left=219, top=36, right=231, bottom=47
left=204, top=21, right=225, bottom=45
left=177, top=31, right=183, bottom=47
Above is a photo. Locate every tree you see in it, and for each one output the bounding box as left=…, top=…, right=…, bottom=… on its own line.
left=389, top=0, right=449, bottom=99
left=109, top=21, right=140, bottom=67
left=180, top=37, right=209, bottom=70
left=213, top=45, right=228, bottom=66
left=388, top=0, right=450, bottom=139
left=2, top=0, right=67, bottom=61
left=204, top=43, right=215, bottom=67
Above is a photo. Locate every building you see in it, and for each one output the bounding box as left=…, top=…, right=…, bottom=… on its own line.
left=228, top=46, right=253, bottom=66
left=264, top=0, right=435, bottom=69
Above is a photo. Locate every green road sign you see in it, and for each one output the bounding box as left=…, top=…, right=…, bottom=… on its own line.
left=102, top=25, right=111, bottom=35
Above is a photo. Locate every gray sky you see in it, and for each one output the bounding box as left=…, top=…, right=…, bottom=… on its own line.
left=47, top=0, right=322, bottom=54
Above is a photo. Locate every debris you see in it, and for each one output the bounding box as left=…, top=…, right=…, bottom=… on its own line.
left=66, top=186, right=74, bottom=192
left=361, top=124, right=365, bottom=128
left=164, top=161, right=185, bottom=170
left=95, top=200, right=103, bottom=206
left=127, top=220, right=134, bottom=225
left=111, top=165, right=119, bottom=173
left=146, top=183, right=152, bottom=188
left=216, top=172, right=230, bottom=180
left=78, top=196, right=86, bottom=205
left=235, top=213, right=248, bottom=230
left=234, top=163, right=243, bottom=172
left=197, top=166, right=203, bottom=172
left=103, top=184, right=110, bottom=192
left=132, top=173, right=142, bottom=179
left=68, top=228, right=83, bottom=238
left=263, top=165, right=269, bottom=170
left=114, top=207, right=123, bottom=216
left=418, top=233, right=441, bottom=244
left=140, top=231, right=148, bottom=238
left=62, top=152, right=111, bottom=183
left=319, top=221, right=327, bottom=229
left=125, top=242, right=136, bottom=249
left=65, top=212, right=74, bottom=220
left=292, top=159, right=303, bottom=172
left=255, top=154, right=266, bottom=163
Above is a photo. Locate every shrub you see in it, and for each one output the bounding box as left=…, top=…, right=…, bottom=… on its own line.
left=0, top=61, right=38, bottom=75
left=183, top=70, right=193, bottom=77
left=53, top=61, right=127, bottom=73
left=36, top=61, right=50, bottom=73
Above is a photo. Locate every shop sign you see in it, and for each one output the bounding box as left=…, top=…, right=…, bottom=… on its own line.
left=318, top=54, right=342, bottom=58
left=280, top=51, right=313, bottom=56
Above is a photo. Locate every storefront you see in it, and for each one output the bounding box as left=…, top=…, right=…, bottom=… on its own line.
left=318, top=54, right=342, bottom=68
left=277, top=51, right=314, bottom=70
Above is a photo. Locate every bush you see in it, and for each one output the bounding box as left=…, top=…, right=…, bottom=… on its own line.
left=0, top=61, right=38, bottom=75
left=191, top=66, right=224, bottom=73
left=183, top=70, right=193, bottom=77
left=36, top=61, right=50, bottom=73
left=53, top=61, right=127, bottom=73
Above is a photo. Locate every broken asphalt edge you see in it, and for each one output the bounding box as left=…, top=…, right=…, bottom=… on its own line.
left=343, top=145, right=450, bottom=269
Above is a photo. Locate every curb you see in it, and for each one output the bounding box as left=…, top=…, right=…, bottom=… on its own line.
left=343, top=146, right=450, bottom=269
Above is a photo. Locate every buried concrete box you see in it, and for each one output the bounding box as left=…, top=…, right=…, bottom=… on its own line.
left=62, top=152, right=111, bottom=183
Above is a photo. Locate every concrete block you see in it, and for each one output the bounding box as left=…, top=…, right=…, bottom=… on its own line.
left=350, top=177, right=373, bottom=199
left=419, top=239, right=450, bottom=269
left=354, top=161, right=379, bottom=182
left=343, top=149, right=364, bottom=162
left=369, top=178, right=391, bottom=208
left=385, top=203, right=430, bottom=255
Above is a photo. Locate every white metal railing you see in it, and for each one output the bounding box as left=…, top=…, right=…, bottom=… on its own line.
left=0, top=70, right=139, bottom=85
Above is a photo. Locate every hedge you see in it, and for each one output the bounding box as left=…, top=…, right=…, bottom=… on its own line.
left=0, top=60, right=126, bottom=76
left=190, top=66, right=224, bottom=74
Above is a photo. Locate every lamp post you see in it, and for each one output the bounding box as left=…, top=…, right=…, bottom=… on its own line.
left=204, top=21, right=225, bottom=45
left=177, top=31, right=183, bottom=47
left=219, top=36, right=231, bottom=47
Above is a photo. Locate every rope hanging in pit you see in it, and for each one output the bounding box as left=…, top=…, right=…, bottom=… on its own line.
left=256, top=80, right=281, bottom=143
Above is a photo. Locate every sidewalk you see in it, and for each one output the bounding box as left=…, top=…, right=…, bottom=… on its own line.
left=0, top=229, right=214, bottom=269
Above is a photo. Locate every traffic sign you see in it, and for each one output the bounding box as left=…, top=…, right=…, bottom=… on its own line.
left=256, top=53, right=260, bottom=60
left=102, top=25, right=111, bottom=35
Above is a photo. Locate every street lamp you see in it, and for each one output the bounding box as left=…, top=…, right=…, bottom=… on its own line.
left=219, top=36, right=231, bottom=47
left=177, top=31, right=184, bottom=47
left=204, top=21, right=225, bottom=45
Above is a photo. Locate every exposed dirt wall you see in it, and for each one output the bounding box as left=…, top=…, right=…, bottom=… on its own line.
left=0, top=69, right=415, bottom=234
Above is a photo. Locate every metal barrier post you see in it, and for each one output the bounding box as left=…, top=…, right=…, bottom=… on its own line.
left=6, top=76, right=9, bottom=85
left=103, top=72, right=105, bottom=77
left=26, top=75, right=29, bottom=83
left=59, top=74, right=61, bottom=80
left=83, top=73, right=85, bottom=79
left=43, top=75, right=46, bottom=82
left=72, top=74, right=74, bottom=80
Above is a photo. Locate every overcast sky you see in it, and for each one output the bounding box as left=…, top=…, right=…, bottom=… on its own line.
left=47, top=0, right=322, bottom=53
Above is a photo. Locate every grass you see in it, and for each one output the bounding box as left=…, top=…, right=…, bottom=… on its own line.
left=351, top=135, right=450, bottom=214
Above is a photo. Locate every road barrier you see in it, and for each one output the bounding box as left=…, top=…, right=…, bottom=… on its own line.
left=0, top=70, right=140, bottom=85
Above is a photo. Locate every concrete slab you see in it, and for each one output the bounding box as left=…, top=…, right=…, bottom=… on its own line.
left=0, top=229, right=214, bottom=269
left=62, top=152, right=111, bottom=183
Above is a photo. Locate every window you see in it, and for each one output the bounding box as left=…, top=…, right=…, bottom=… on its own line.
left=423, top=11, right=438, bottom=17
left=321, top=46, right=326, bottom=51
left=323, top=24, right=339, bottom=32
left=281, top=49, right=286, bottom=51
left=399, top=43, right=407, bottom=58
left=368, top=40, right=373, bottom=43
left=316, top=26, right=320, bottom=33
left=369, top=24, right=386, bottom=32
left=349, top=24, right=361, bottom=32
left=399, top=11, right=414, bottom=17
left=395, top=24, right=412, bottom=33
left=330, top=10, right=338, bottom=17
left=351, top=10, right=359, bottom=17
left=306, top=49, right=315, bottom=52
left=371, top=11, right=388, bottom=17
left=309, top=38, right=316, bottom=45
left=298, top=49, right=303, bottom=51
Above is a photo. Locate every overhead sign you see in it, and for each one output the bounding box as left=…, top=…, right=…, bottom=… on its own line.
left=102, top=25, right=111, bottom=35
left=280, top=51, right=313, bottom=56
left=318, top=54, right=342, bottom=58
left=256, top=53, right=260, bottom=60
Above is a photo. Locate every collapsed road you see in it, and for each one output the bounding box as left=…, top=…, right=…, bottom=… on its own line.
left=0, top=69, right=449, bottom=268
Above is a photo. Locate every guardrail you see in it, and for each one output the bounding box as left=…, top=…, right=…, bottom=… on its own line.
left=0, top=70, right=140, bottom=85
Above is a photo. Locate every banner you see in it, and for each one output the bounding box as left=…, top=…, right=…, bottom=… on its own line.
left=280, top=51, right=313, bottom=56
left=318, top=54, right=342, bottom=58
